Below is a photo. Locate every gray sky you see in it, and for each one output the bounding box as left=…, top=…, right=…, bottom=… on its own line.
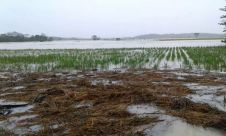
left=0, top=0, right=225, bottom=38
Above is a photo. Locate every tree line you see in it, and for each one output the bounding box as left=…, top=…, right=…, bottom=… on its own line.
left=0, top=34, right=52, bottom=42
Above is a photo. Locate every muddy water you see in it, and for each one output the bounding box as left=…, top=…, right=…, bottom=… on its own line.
left=184, top=83, right=226, bottom=112
left=128, top=104, right=225, bottom=136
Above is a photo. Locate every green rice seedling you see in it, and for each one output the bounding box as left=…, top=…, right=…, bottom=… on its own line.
left=176, top=47, right=181, bottom=61
left=180, top=48, right=190, bottom=67
left=1, top=46, right=226, bottom=72
left=166, top=48, right=172, bottom=61
left=184, top=46, right=226, bottom=72
left=171, top=48, right=176, bottom=61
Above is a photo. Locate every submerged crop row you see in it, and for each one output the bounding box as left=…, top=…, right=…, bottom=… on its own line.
left=0, top=46, right=226, bottom=72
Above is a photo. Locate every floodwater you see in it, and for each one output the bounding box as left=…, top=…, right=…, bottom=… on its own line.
left=91, top=79, right=122, bottom=86
left=0, top=40, right=224, bottom=49
left=0, top=115, right=41, bottom=135
left=184, top=83, right=226, bottom=112
left=127, top=104, right=225, bottom=136
left=0, top=99, right=34, bottom=115
left=145, top=116, right=225, bottom=136
left=0, top=99, right=38, bottom=135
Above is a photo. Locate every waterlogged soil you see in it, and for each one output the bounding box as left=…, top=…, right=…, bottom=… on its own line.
left=127, top=104, right=225, bottom=136
left=0, top=69, right=226, bottom=135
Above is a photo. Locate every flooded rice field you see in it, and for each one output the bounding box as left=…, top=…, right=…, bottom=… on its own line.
left=0, top=41, right=226, bottom=135
left=0, top=45, right=226, bottom=73
left=0, top=69, right=226, bottom=135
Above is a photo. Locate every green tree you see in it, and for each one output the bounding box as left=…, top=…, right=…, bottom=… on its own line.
left=0, top=32, right=52, bottom=42
left=91, top=35, right=100, bottom=40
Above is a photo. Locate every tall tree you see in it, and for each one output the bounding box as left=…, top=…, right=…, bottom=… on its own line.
left=220, top=5, right=226, bottom=43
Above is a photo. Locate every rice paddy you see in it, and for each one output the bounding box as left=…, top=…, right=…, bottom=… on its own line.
left=1, top=43, right=226, bottom=135
left=0, top=46, right=226, bottom=72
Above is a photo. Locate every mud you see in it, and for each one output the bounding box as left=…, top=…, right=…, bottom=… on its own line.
left=0, top=69, right=226, bottom=135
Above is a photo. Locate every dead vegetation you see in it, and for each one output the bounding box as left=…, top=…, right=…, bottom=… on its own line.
left=0, top=69, right=226, bottom=135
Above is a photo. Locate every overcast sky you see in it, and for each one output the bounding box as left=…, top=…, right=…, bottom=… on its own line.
left=0, top=0, right=225, bottom=38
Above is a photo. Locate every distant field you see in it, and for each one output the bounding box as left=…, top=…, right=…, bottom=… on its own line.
left=0, top=46, right=226, bottom=72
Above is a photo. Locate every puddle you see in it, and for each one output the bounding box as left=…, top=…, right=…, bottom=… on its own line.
left=66, top=75, right=77, bottom=80
left=51, top=124, right=60, bottom=129
left=75, top=101, right=93, bottom=109
left=127, top=104, right=225, bottom=136
left=177, top=76, right=186, bottom=80
left=37, top=78, right=52, bottom=82
left=10, top=105, right=34, bottom=114
left=184, top=83, right=226, bottom=95
left=110, top=67, right=127, bottom=73
left=158, top=60, right=183, bottom=70
left=0, top=99, right=33, bottom=115
left=13, top=86, right=25, bottom=90
left=152, top=82, right=170, bottom=85
left=50, top=123, right=65, bottom=130
left=134, top=71, right=145, bottom=75
left=55, top=73, right=64, bottom=77
left=184, top=83, right=226, bottom=112
left=144, top=115, right=225, bottom=136
left=0, top=92, right=25, bottom=96
left=0, top=99, right=27, bottom=105
left=77, top=74, right=85, bottom=78
left=0, top=87, right=10, bottom=92
left=10, top=124, right=43, bottom=136
left=91, top=79, right=121, bottom=86
left=0, top=75, right=9, bottom=79
left=171, top=72, right=203, bottom=77
left=0, top=115, right=41, bottom=135
left=28, top=125, right=43, bottom=133
left=127, top=104, right=162, bottom=116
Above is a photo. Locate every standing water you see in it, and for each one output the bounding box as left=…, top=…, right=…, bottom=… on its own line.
left=0, top=40, right=224, bottom=49
left=127, top=104, right=225, bottom=136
